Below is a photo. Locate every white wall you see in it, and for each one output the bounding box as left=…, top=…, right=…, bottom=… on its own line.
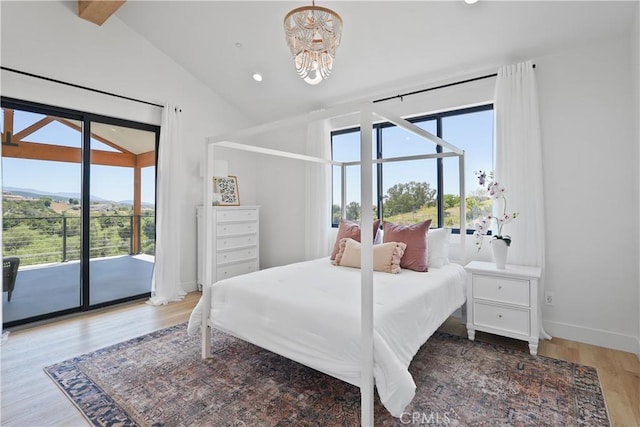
left=0, top=1, right=250, bottom=292
left=632, top=3, right=640, bottom=357
left=535, top=34, right=639, bottom=354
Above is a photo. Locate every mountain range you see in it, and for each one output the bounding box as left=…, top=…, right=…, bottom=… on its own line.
left=3, top=186, right=155, bottom=208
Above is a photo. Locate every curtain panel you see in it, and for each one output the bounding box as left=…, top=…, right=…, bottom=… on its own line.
left=147, top=104, right=186, bottom=306
left=304, top=119, right=331, bottom=260
left=495, top=60, right=550, bottom=339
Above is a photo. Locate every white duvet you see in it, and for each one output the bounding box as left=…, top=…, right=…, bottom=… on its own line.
left=187, top=257, right=466, bottom=418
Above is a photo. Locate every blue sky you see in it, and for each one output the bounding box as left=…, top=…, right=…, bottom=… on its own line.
left=2, top=110, right=156, bottom=204
left=332, top=108, right=494, bottom=207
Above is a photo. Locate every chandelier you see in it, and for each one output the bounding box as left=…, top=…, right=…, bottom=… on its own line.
left=283, top=1, right=343, bottom=85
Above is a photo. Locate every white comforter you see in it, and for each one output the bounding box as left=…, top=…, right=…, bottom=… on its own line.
left=187, top=257, right=466, bottom=418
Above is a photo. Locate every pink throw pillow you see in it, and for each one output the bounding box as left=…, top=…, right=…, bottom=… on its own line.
left=330, top=219, right=381, bottom=260
left=383, top=219, right=432, bottom=272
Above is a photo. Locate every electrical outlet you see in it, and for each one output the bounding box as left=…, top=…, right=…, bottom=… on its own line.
left=544, top=291, right=554, bottom=306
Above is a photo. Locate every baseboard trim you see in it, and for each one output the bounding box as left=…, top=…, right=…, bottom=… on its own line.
left=544, top=320, right=639, bottom=355
left=182, top=280, right=198, bottom=293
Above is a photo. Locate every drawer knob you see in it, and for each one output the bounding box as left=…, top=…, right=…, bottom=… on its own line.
left=498, top=314, right=503, bottom=318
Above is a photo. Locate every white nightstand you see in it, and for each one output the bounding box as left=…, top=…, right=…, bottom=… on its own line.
left=465, top=261, right=542, bottom=355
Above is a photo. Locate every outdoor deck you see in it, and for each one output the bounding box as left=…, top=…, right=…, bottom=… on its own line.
left=2, top=255, right=154, bottom=324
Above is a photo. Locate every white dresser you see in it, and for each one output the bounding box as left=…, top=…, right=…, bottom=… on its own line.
left=465, top=261, right=542, bottom=355
left=197, top=206, right=259, bottom=287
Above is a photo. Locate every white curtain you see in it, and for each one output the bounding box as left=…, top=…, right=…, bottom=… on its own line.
left=495, top=60, right=550, bottom=339
left=147, top=104, right=186, bottom=306
left=304, top=119, right=331, bottom=259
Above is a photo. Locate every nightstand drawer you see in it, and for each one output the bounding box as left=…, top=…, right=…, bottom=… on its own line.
left=216, top=209, right=259, bottom=222
left=216, top=247, right=257, bottom=265
left=473, top=275, right=529, bottom=306
left=473, top=302, right=530, bottom=335
left=216, top=261, right=258, bottom=281
left=217, top=222, right=258, bottom=236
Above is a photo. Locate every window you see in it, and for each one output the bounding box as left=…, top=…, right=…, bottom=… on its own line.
left=331, top=104, right=494, bottom=232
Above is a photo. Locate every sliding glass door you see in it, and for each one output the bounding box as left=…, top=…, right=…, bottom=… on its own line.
left=1, top=98, right=159, bottom=326
left=88, top=120, right=157, bottom=306
left=1, top=108, right=83, bottom=321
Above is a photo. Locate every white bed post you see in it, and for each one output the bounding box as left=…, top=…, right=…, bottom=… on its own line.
left=201, top=141, right=215, bottom=358
left=458, top=152, right=466, bottom=265
left=359, top=105, right=375, bottom=427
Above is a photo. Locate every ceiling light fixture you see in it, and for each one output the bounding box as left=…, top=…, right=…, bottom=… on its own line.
left=252, top=73, right=263, bottom=82
left=283, top=1, right=342, bottom=85
left=464, top=0, right=479, bottom=4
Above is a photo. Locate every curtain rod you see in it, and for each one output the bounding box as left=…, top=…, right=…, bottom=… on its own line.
left=373, top=64, right=536, bottom=104
left=1, top=66, right=164, bottom=109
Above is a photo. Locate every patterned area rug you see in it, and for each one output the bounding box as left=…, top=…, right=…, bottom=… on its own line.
left=44, top=323, right=609, bottom=426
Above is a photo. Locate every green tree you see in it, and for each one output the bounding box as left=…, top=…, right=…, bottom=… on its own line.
left=346, top=201, right=361, bottom=221
left=332, top=204, right=341, bottom=224
left=384, top=181, right=436, bottom=216
left=443, top=194, right=460, bottom=210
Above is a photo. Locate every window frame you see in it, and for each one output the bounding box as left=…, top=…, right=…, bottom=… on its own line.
left=330, top=103, right=494, bottom=233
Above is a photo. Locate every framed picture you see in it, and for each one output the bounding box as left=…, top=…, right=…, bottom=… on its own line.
left=213, top=176, right=240, bottom=206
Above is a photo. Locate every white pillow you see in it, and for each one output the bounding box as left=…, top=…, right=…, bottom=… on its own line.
left=427, top=228, right=451, bottom=268
left=374, top=228, right=384, bottom=245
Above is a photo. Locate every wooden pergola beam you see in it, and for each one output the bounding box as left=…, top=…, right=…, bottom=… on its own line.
left=136, top=150, right=155, bottom=168
left=13, top=117, right=55, bottom=141
left=2, top=140, right=136, bottom=167
left=78, top=0, right=126, bottom=26
left=2, top=108, right=14, bottom=145
left=56, top=118, right=134, bottom=155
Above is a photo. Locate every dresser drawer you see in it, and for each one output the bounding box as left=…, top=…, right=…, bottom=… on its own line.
left=216, top=261, right=258, bottom=281
left=473, top=302, right=530, bottom=336
left=217, top=222, right=258, bottom=236
left=216, top=209, right=258, bottom=223
left=217, top=234, right=258, bottom=250
left=473, top=275, right=529, bottom=307
left=216, top=247, right=257, bottom=265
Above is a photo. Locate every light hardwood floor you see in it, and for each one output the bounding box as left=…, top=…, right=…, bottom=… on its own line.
left=1, top=293, right=638, bottom=426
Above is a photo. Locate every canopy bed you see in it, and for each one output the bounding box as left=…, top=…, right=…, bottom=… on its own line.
left=189, top=102, right=467, bottom=425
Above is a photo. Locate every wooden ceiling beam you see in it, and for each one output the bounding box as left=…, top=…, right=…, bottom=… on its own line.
left=78, top=0, right=126, bottom=26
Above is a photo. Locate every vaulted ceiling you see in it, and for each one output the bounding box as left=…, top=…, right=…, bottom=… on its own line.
left=113, top=1, right=637, bottom=123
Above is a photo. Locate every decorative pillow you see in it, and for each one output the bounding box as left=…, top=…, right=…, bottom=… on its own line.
left=383, top=219, right=432, bottom=272
left=330, top=219, right=381, bottom=260
left=333, top=238, right=407, bottom=274
left=427, top=228, right=451, bottom=268
left=373, top=226, right=384, bottom=245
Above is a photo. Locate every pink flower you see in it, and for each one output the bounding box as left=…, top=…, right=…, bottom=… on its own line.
left=488, top=182, right=505, bottom=199
left=472, top=171, right=519, bottom=252
left=497, top=213, right=512, bottom=224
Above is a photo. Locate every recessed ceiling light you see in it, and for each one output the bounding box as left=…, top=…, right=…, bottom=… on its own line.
left=464, top=0, right=479, bottom=4
left=252, top=73, right=263, bottom=82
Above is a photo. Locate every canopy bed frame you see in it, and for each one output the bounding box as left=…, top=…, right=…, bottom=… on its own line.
left=199, top=101, right=467, bottom=426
